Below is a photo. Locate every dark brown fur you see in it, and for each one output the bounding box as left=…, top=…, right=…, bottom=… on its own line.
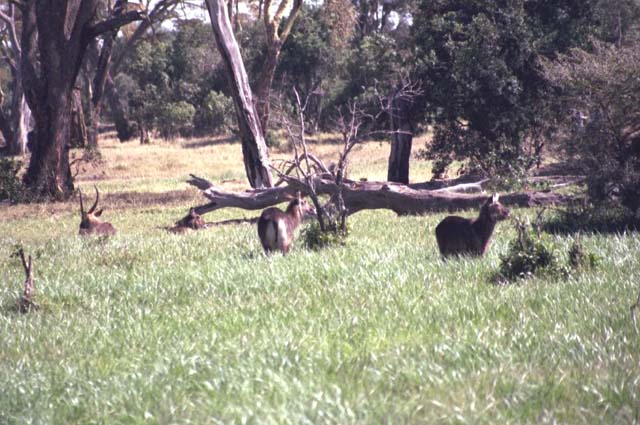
left=78, top=186, right=116, bottom=236
left=435, top=194, right=510, bottom=257
left=169, top=208, right=206, bottom=233
left=257, top=198, right=314, bottom=254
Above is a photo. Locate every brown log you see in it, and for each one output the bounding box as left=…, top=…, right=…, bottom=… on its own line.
left=185, top=174, right=573, bottom=217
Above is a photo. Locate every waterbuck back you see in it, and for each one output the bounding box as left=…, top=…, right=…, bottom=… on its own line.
left=257, top=197, right=315, bottom=254
left=435, top=194, right=510, bottom=257
left=78, top=186, right=116, bottom=236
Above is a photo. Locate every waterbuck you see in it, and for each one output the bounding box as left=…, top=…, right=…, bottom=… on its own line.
left=78, top=186, right=116, bottom=236
left=435, top=194, right=510, bottom=257
left=169, top=208, right=206, bottom=233
left=257, top=195, right=315, bottom=254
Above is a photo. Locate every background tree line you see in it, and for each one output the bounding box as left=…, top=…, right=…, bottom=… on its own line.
left=1, top=0, right=639, bottom=218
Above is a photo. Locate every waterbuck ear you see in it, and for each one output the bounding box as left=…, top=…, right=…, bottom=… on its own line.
left=94, top=209, right=104, bottom=217
left=492, top=193, right=499, bottom=203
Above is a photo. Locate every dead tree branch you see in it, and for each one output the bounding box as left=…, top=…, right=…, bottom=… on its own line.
left=184, top=174, right=572, bottom=217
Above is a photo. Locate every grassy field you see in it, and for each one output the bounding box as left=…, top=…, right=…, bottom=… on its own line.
left=1, top=135, right=639, bottom=424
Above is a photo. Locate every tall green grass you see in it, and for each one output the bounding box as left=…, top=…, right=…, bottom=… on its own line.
left=1, top=205, right=639, bottom=424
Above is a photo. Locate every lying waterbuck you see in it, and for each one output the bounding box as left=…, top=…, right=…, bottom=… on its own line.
left=168, top=208, right=206, bottom=233
left=435, top=194, right=510, bottom=257
left=257, top=195, right=315, bottom=254
left=78, top=186, right=116, bottom=236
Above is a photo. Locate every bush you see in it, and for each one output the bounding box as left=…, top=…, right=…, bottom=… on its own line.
left=568, top=236, right=599, bottom=270
left=543, top=203, right=640, bottom=234
left=496, top=216, right=600, bottom=283
left=301, top=220, right=348, bottom=250
left=157, top=101, right=196, bottom=139
left=193, top=91, right=235, bottom=135
left=0, top=157, right=25, bottom=203
left=542, top=41, right=640, bottom=217
left=497, top=218, right=557, bottom=282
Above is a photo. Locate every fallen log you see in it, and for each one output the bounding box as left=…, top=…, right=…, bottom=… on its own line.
left=185, top=174, right=573, bottom=217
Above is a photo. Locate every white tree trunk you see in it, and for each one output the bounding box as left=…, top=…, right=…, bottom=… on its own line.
left=13, top=95, right=31, bottom=154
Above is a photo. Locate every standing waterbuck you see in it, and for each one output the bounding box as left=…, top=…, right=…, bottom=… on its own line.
left=435, top=194, right=510, bottom=257
left=257, top=194, right=315, bottom=254
left=78, top=186, right=116, bottom=236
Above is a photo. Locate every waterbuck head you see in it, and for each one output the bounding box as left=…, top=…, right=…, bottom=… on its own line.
left=78, top=186, right=116, bottom=236
left=286, top=193, right=316, bottom=221
left=168, top=208, right=206, bottom=233
left=481, top=193, right=510, bottom=222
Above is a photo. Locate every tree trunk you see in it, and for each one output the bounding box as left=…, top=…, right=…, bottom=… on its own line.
left=0, top=92, right=15, bottom=152
left=254, top=43, right=281, bottom=133
left=387, top=87, right=414, bottom=184
left=205, top=0, right=273, bottom=188
left=24, top=89, right=75, bottom=199
left=0, top=72, right=30, bottom=155
left=138, top=119, right=150, bottom=144
left=9, top=70, right=31, bottom=155
left=70, top=89, right=88, bottom=148
left=20, top=0, right=144, bottom=199
left=104, top=74, right=138, bottom=142
left=12, top=96, right=31, bottom=155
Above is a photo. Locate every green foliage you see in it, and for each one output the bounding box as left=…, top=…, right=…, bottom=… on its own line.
left=0, top=157, right=25, bottom=203
left=277, top=4, right=356, bottom=131
left=301, top=220, right=348, bottom=250
left=156, top=101, right=196, bottom=139
left=497, top=218, right=557, bottom=282
left=543, top=40, right=640, bottom=217
left=543, top=203, right=640, bottom=235
left=115, top=21, right=228, bottom=139
left=263, top=130, right=283, bottom=149
left=193, top=91, right=235, bottom=136
left=412, top=0, right=601, bottom=178
left=568, top=236, right=599, bottom=270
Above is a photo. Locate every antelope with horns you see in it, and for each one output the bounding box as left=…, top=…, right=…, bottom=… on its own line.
left=435, top=194, right=510, bottom=257
left=257, top=194, right=315, bottom=254
left=78, top=186, right=116, bottom=236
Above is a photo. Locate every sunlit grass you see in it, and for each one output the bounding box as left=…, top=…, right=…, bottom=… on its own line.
left=1, top=133, right=639, bottom=424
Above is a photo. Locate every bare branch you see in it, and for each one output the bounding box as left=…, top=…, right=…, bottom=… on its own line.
left=185, top=174, right=573, bottom=217
left=86, top=10, right=146, bottom=38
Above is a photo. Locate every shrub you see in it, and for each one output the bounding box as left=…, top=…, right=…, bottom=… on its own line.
left=301, top=220, right=347, bottom=250
left=542, top=41, right=640, bottom=217
left=568, top=236, right=599, bottom=270
left=193, top=91, right=235, bottom=135
left=157, top=101, right=196, bottom=139
left=543, top=203, right=640, bottom=234
left=497, top=219, right=556, bottom=282
left=0, top=157, right=25, bottom=203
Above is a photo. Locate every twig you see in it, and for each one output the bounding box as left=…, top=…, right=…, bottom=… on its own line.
left=631, top=289, right=640, bottom=330
left=15, top=248, right=37, bottom=313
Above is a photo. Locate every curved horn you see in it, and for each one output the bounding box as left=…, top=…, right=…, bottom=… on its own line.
left=89, top=185, right=100, bottom=213
left=78, top=188, right=85, bottom=215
